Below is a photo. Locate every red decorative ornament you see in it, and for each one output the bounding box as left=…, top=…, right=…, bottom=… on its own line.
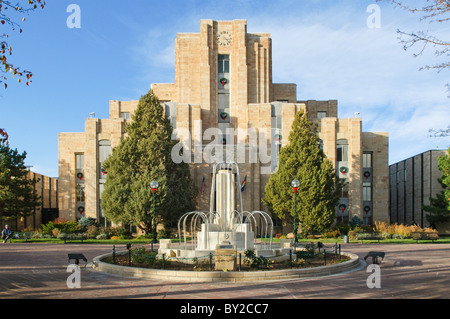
left=220, top=78, right=228, bottom=86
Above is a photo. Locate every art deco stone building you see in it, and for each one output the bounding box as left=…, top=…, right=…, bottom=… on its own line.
left=58, top=20, right=390, bottom=229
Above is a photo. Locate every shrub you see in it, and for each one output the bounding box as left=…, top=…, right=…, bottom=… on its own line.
left=78, top=217, right=96, bottom=229
left=322, top=230, right=340, bottom=238
left=52, top=228, right=61, bottom=238
left=131, top=247, right=158, bottom=264
left=348, top=230, right=357, bottom=240
left=116, top=227, right=133, bottom=239
left=96, top=233, right=108, bottom=240
left=110, top=236, right=121, bottom=240
left=41, top=220, right=80, bottom=235
left=56, top=221, right=80, bottom=233
left=349, top=216, right=363, bottom=228
left=244, top=249, right=269, bottom=269
left=41, top=221, right=56, bottom=235
left=373, top=221, right=438, bottom=239
left=86, top=225, right=100, bottom=239
left=335, top=223, right=351, bottom=235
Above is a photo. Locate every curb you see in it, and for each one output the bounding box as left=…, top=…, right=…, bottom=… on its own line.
left=91, top=251, right=362, bottom=283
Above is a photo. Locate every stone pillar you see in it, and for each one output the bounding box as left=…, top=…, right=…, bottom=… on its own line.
left=215, top=169, right=235, bottom=231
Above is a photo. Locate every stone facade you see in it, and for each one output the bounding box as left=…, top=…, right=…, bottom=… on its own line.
left=0, top=171, right=58, bottom=231
left=58, top=19, right=390, bottom=229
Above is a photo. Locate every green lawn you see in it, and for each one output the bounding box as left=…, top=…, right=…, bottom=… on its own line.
left=8, top=236, right=450, bottom=245
left=260, top=236, right=450, bottom=244
left=9, top=238, right=188, bottom=245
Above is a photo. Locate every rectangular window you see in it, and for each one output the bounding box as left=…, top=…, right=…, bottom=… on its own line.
left=363, top=153, right=372, bottom=168
left=336, top=147, right=343, bottom=162
left=218, top=54, right=230, bottom=123
left=76, top=184, right=85, bottom=202
left=336, top=140, right=348, bottom=162
left=341, top=183, right=349, bottom=198
left=76, top=154, right=84, bottom=170
left=317, top=111, right=327, bottom=119
left=363, top=183, right=372, bottom=201
left=271, top=104, right=282, bottom=172
left=218, top=55, right=230, bottom=73
left=121, top=112, right=130, bottom=120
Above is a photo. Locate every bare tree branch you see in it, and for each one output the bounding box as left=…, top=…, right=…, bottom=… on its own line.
left=0, top=0, right=46, bottom=89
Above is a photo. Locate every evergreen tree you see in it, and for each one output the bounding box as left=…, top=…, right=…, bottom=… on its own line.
left=0, top=137, right=40, bottom=220
left=424, top=148, right=450, bottom=226
left=263, top=112, right=343, bottom=235
left=101, top=90, right=197, bottom=234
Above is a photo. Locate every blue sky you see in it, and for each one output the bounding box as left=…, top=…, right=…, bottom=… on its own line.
left=1, top=0, right=449, bottom=177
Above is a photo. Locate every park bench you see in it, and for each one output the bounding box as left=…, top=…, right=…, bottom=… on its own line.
left=411, top=232, right=439, bottom=243
left=364, top=251, right=385, bottom=265
left=59, top=233, right=87, bottom=244
left=357, top=232, right=383, bottom=244
left=15, top=232, right=32, bottom=242
left=67, top=253, right=88, bottom=266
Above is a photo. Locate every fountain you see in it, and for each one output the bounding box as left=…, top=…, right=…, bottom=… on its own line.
left=93, top=160, right=362, bottom=280
left=158, top=162, right=292, bottom=261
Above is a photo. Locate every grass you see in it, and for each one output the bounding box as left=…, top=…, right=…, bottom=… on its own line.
left=9, top=237, right=189, bottom=245
left=7, top=235, right=450, bottom=245
left=260, top=236, right=450, bottom=244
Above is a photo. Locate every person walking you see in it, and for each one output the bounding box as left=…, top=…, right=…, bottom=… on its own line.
left=2, top=225, right=13, bottom=243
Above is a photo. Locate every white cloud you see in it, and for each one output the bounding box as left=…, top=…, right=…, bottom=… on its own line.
left=250, top=9, right=450, bottom=164
left=128, top=3, right=449, bottom=164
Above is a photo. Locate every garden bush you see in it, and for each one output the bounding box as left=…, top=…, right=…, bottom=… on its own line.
left=96, top=233, right=108, bottom=240
left=78, top=217, right=96, bottom=229
left=131, top=247, right=158, bottom=264
left=244, top=249, right=269, bottom=269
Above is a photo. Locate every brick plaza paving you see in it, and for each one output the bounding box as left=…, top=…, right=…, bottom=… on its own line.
left=0, top=243, right=449, bottom=299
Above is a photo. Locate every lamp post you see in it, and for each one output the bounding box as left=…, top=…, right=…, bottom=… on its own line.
left=150, top=180, right=159, bottom=249
left=291, top=179, right=300, bottom=245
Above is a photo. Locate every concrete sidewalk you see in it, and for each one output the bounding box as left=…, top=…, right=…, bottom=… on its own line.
left=0, top=242, right=449, bottom=299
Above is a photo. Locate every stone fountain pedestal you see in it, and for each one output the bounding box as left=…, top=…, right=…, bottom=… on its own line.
left=196, top=223, right=254, bottom=251
left=214, top=242, right=237, bottom=271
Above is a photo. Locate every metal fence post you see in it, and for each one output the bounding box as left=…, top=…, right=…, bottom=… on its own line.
left=239, top=253, right=242, bottom=271
left=290, top=249, right=292, bottom=268
left=209, top=252, right=212, bottom=271
left=112, top=245, right=116, bottom=264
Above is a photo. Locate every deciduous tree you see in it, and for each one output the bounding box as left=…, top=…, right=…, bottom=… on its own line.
left=1, top=0, right=46, bottom=89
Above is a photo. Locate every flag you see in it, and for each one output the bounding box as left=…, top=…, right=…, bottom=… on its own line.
left=241, top=175, right=247, bottom=192
left=201, top=176, right=205, bottom=193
